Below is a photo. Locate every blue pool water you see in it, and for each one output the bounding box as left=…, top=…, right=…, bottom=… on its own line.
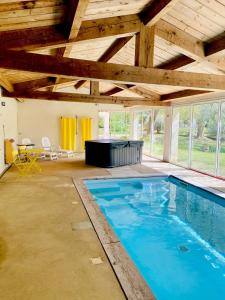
left=85, top=176, right=225, bottom=300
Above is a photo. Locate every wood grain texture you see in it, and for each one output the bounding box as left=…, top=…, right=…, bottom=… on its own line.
left=3, top=90, right=168, bottom=106
left=140, top=0, right=180, bottom=26
left=1, top=50, right=225, bottom=91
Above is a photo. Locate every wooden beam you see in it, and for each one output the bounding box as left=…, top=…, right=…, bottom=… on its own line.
left=74, top=80, right=86, bottom=89
left=52, top=0, right=89, bottom=90
left=75, top=36, right=133, bottom=89
left=65, top=0, right=89, bottom=40
left=1, top=50, right=225, bottom=91
left=161, top=90, right=213, bottom=102
left=139, top=0, right=180, bottom=26
left=0, top=15, right=140, bottom=51
left=0, top=25, right=65, bottom=51
left=157, top=35, right=225, bottom=71
left=13, top=77, right=56, bottom=92
left=0, top=74, right=13, bottom=92
left=157, top=55, right=194, bottom=70
left=13, top=77, right=78, bottom=91
left=3, top=90, right=169, bottom=107
left=114, top=84, right=160, bottom=100
left=204, top=35, right=225, bottom=57
left=76, top=14, right=140, bottom=43
left=135, top=24, right=155, bottom=67
left=98, top=36, right=133, bottom=63
left=155, top=20, right=205, bottom=60
left=55, top=0, right=89, bottom=57
left=100, top=87, right=123, bottom=96
left=90, top=81, right=99, bottom=96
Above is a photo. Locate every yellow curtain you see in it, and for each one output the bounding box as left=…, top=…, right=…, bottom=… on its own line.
left=60, top=117, right=76, bottom=150
left=81, top=117, right=92, bottom=151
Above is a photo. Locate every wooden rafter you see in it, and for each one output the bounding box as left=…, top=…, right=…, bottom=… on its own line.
left=158, top=55, right=194, bottom=70
left=13, top=77, right=78, bottom=91
left=158, top=34, right=225, bottom=71
left=139, top=0, right=180, bottom=26
left=13, top=77, right=56, bottom=91
left=161, top=90, right=213, bottom=102
left=0, top=15, right=140, bottom=51
left=100, top=87, right=123, bottom=96
left=155, top=20, right=205, bottom=61
left=114, top=84, right=160, bottom=100
left=1, top=50, right=225, bottom=91
left=3, top=90, right=169, bottom=107
left=75, top=36, right=133, bottom=89
left=0, top=73, right=13, bottom=92
left=52, top=0, right=89, bottom=90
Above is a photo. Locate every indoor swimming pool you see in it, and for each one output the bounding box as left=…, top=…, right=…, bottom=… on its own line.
left=85, top=176, right=225, bottom=300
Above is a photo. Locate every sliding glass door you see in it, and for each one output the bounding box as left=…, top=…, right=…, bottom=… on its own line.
left=134, top=109, right=165, bottom=158
left=171, top=106, right=191, bottom=167
left=191, top=103, right=219, bottom=174
left=219, top=103, right=225, bottom=177
left=171, top=100, right=225, bottom=177
left=109, top=112, right=131, bottom=139
left=152, top=109, right=165, bottom=159
left=135, top=111, right=152, bottom=154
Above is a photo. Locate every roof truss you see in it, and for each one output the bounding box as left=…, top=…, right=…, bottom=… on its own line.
left=1, top=50, right=225, bottom=91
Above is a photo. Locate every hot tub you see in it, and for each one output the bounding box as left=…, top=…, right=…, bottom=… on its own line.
left=85, top=139, right=143, bottom=168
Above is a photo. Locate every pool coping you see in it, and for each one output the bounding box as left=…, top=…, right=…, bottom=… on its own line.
left=73, top=174, right=156, bottom=300
left=73, top=173, right=225, bottom=300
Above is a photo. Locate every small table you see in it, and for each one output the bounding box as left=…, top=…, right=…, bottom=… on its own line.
left=16, top=148, right=43, bottom=175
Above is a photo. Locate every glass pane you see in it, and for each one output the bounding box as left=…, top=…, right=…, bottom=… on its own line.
left=142, top=111, right=151, bottom=154
left=191, top=103, right=218, bottom=174
left=152, top=109, right=165, bottom=159
left=98, top=112, right=108, bottom=138
left=134, top=111, right=151, bottom=154
left=136, top=112, right=143, bottom=140
left=219, top=102, right=225, bottom=177
left=109, top=112, right=131, bottom=139
left=171, top=106, right=191, bottom=167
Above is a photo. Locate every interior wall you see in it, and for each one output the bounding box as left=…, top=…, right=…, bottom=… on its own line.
left=0, top=96, right=18, bottom=174
left=17, top=99, right=125, bottom=152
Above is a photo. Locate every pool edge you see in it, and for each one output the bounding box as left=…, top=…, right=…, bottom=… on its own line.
left=73, top=176, right=156, bottom=300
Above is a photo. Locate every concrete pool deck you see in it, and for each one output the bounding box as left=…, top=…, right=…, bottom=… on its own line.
left=1, top=155, right=225, bottom=299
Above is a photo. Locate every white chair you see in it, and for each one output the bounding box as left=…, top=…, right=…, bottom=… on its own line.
left=41, top=137, right=58, bottom=160
left=22, top=138, right=33, bottom=149
left=58, top=146, right=75, bottom=158
left=21, top=138, right=45, bottom=160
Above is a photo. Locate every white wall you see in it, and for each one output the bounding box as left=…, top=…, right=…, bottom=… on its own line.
left=0, top=96, right=18, bottom=174
left=17, top=99, right=125, bottom=152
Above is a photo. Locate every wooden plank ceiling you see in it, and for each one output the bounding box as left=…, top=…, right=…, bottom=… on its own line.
left=0, top=0, right=225, bottom=106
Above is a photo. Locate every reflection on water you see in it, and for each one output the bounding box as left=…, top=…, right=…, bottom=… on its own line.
left=85, top=176, right=225, bottom=300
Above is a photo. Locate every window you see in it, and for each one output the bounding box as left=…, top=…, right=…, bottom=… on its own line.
left=171, top=106, right=191, bottom=167
left=191, top=103, right=219, bottom=174
left=152, top=109, right=165, bottom=159
left=98, top=111, right=131, bottom=139
left=110, top=112, right=131, bottom=139
left=219, top=102, right=225, bottom=177
left=134, top=109, right=165, bottom=158
left=135, top=111, right=151, bottom=154
left=171, top=101, right=224, bottom=177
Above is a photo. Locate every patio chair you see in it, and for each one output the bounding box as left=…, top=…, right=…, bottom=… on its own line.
left=58, top=146, right=75, bottom=158
left=20, top=138, right=45, bottom=160
left=21, top=138, right=33, bottom=149
left=41, top=137, right=58, bottom=160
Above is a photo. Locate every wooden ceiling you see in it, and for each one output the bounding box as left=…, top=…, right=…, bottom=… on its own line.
left=0, top=0, right=225, bottom=106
